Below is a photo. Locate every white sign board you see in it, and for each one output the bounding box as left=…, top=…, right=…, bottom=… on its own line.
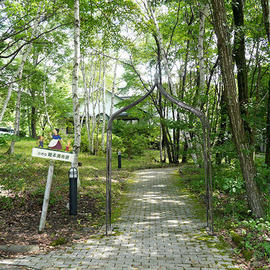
left=32, top=148, right=75, bottom=163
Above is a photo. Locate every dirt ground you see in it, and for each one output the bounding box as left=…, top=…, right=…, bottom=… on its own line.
left=0, top=192, right=101, bottom=259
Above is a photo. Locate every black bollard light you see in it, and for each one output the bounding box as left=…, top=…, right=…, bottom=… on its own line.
left=69, top=167, right=78, bottom=215
left=118, top=151, right=121, bottom=169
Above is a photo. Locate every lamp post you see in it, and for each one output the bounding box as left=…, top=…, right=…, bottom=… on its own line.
left=118, top=151, right=121, bottom=169
left=69, top=167, right=78, bottom=215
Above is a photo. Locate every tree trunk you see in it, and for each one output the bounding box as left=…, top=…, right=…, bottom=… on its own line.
left=8, top=86, right=22, bottom=154
left=232, top=0, right=248, bottom=108
left=215, top=89, right=227, bottom=165
left=91, top=60, right=102, bottom=154
left=261, top=0, right=270, bottom=43
left=159, top=124, right=164, bottom=162
left=181, top=135, right=188, bottom=164
left=198, top=3, right=207, bottom=109
left=72, top=0, right=81, bottom=187
left=81, top=58, right=91, bottom=153
left=232, top=0, right=254, bottom=146
left=101, top=58, right=106, bottom=152
left=8, top=2, right=43, bottom=153
left=43, top=66, right=52, bottom=130
left=31, top=106, right=37, bottom=138
left=211, top=0, right=264, bottom=218
left=265, top=79, right=270, bottom=166
left=110, top=57, right=118, bottom=116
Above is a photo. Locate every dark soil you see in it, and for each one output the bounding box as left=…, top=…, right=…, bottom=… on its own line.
left=0, top=192, right=101, bottom=259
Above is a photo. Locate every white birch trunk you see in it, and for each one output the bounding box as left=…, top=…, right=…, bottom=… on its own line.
left=88, top=58, right=97, bottom=153
left=0, top=3, right=43, bottom=123
left=0, top=54, right=27, bottom=123
left=110, top=57, right=118, bottom=116
left=184, top=131, right=198, bottom=164
left=90, top=94, right=97, bottom=154
left=81, top=59, right=91, bottom=153
left=72, top=0, right=81, bottom=187
left=198, top=4, right=208, bottom=111
left=196, top=4, right=208, bottom=164
left=39, top=160, right=54, bottom=232
left=43, top=66, right=52, bottom=130
left=101, top=58, right=106, bottom=152
left=91, top=60, right=102, bottom=154
left=9, top=3, right=43, bottom=154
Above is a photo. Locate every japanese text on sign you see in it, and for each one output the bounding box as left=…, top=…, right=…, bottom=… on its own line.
left=32, top=148, right=75, bottom=163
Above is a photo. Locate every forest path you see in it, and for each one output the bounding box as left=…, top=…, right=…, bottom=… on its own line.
left=0, top=167, right=238, bottom=270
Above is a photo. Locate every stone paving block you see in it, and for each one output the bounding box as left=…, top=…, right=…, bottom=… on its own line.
left=0, top=168, right=238, bottom=270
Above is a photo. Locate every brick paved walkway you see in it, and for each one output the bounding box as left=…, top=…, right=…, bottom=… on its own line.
left=0, top=168, right=239, bottom=270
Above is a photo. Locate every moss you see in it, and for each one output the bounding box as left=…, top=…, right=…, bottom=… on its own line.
left=111, top=230, right=122, bottom=236
left=170, top=173, right=206, bottom=221
left=242, top=249, right=253, bottom=260
left=230, top=231, right=244, bottom=247
left=50, top=237, right=68, bottom=246
left=111, top=179, right=133, bottom=223
left=88, top=234, right=106, bottom=240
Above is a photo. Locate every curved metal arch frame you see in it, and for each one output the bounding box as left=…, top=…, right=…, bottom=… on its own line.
left=105, top=83, right=157, bottom=235
left=105, top=82, right=213, bottom=235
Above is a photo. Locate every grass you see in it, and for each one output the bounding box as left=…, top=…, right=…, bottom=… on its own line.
left=0, top=138, right=167, bottom=229
left=174, top=162, right=270, bottom=269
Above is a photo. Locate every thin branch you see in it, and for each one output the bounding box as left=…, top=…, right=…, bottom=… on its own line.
left=167, top=0, right=182, bottom=54
left=0, top=23, right=69, bottom=71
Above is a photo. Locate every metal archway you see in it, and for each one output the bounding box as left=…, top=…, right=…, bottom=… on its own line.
left=105, top=83, right=157, bottom=235
left=105, top=79, right=213, bottom=235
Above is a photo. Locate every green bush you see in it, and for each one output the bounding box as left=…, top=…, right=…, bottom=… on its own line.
left=112, top=134, right=125, bottom=153
left=0, top=136, right=8, bottom=146
left=112, top=121, right=152, bottom=158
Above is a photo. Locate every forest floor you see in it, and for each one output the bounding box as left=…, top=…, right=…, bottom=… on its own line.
left=0, top=139, right=167, bottom=259
left=0, top=188, right=100, bottom=258
left=0, top=139, right=269, bottom=269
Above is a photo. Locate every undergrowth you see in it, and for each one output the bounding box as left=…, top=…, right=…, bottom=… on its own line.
left=0, top=139, right=167, bottom=231
left=177, top=162, right=270, bottom=269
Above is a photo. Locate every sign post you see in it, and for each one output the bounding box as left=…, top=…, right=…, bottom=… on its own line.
left=32, top=148, right=75, bottom=232
left=39, top=160, right=54, bottom=232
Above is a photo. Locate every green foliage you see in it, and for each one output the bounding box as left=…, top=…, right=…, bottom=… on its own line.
left=0, top=196, right=13, bottom=210
left=262, top=242, right=270, bottom=256
left=112, top=121, right=151, bottom=158
left=255, top=159, right=270, bottom=192
left=235, top=218, right=270, bottom=260
left=177, top=162, right=270, bottom=266
left=50, top=237, right=68, bottom=246
left=0, top=136, right=8, bottom=147
left=112, top=134, right=125, bottom=153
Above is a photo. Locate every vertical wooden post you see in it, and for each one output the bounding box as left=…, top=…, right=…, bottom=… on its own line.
left=39, top=160, right=54, bottom=232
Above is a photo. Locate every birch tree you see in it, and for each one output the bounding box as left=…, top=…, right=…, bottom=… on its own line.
left=110, top=56, right=118, bottom=117
left=72, top=0, right=81, bottom=187
left=8, top=2, right=43, bottom=154
left=198, top=3, right=208, bottom=110
left=101, top=56, right=107, bottom=152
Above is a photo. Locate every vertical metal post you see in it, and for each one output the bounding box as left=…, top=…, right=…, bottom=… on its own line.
left=105, top=85, right=156, bottom=235
left=69, top=167, right=78, bottom=215
left=118, top=151, right=121, bottom=169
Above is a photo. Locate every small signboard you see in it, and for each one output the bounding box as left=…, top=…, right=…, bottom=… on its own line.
left=32, top=148, right=75, bottom=163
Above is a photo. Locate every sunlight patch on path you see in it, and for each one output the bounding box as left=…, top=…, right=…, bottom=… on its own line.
left=0, top=167, right=238, bottom=270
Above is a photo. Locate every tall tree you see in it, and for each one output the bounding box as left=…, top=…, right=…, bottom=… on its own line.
left=210, top=0, right=264, bottom=218
left=72, top=0, right=81, bottom=186
left=261, top=0, right=270, bottom=43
